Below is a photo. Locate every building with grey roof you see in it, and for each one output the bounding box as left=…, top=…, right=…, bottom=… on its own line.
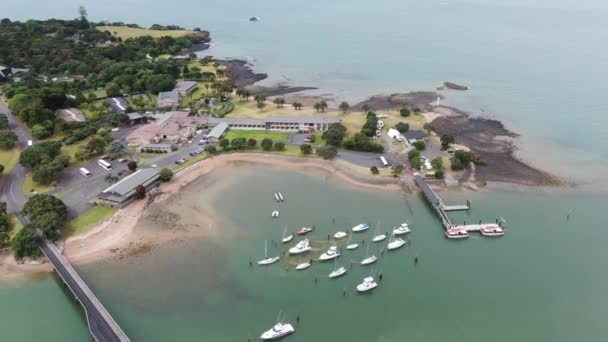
left=206, top=122, right=229, bottom=142
left=208, top=116, right=341, bottom=132
left=175, top=81, right=198, bottom=96
left=57, top=108, right=86, bottom=122
left=157, top=89, right=179, bottom=108
left=0, top=65, right=10, bottom=82
left=93, top=168, right=161, bottom=207
left=107, top=97, right=129, bottom=113
left=403, top=130, right=427, bottom=143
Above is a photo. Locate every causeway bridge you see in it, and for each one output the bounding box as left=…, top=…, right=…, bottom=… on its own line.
left=35, top=231, right=130, bottom=342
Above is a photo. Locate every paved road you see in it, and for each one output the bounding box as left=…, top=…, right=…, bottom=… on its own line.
left=0, top=100, right=33, bottom=214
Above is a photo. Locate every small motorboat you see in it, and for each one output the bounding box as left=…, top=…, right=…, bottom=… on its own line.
left=260, top=313, right=294, bottom=340
left=445, top=227, right=469, bottom=239
left=278, top=192, right=284, bottom=201
left=288, top=239, right=311, bottom=255
left=295, top=262, right=311, bottom=271
left=387, top=237, right=406, bottom=250
left=274, top=192, right=280, bottom=202
left=250, top=16, right=261, bottom=22
left=479, top=224, right=505, bottom=237
left=258, top=241, right=280, bottom=265
left=372, top=234, right=387, bottom=242
left=356, top=276, right=378, bottom=293
left=346, top=243, right=359, bottom=250
left=393, top=223, right=411, bottom=235
left=271, top=210, right=279, bottom=218
left=319, top=246, right=340, bottom=261
left=360, top=255, right=377, bottom=265
left=352, top=223, right=370, bottom=232
left=334, top=231, right=347, bottom=239
left=296, top=226, right=314, bottom=235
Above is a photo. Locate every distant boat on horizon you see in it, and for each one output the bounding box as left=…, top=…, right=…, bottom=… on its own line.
left=250, top=16, right=261, bottom=22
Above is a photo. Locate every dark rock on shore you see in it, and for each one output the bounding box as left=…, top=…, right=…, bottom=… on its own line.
left=218, top=59, right=268, bottom=87
left=430, top=106, right=559, bottom=186
left=352, top=91, right=438, bottom=111
left=439, top=82, right=469, bottom=91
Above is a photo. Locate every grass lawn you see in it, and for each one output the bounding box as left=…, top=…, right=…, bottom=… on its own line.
left=230, top=101, right=335, bottom=118
left=96, top=26, right=198, bottom=39
left=8, top=214, right=23, bottom=240
left=224, top=130, right=290, bottom=143
left=172, top=152, right=209, bottom=173
left=128, top=94, right=156, bottom=108
left=64, top=206, right=117, bottom=237
left=0, top=148, right=20, bottom=175
left=22, top=173, right=55, bottom=195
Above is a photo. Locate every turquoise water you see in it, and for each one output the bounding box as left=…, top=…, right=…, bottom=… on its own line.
left=2, top=167, right=607, bottom=341
left=5, top=0, right=608, bottom=180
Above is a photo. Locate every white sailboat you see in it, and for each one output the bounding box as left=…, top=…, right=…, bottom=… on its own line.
left=360, top=243, right=378, bottom=265
left=371, top=222, right=387, bottom=242
left=295, top=262, right=311, bottom=271
left=319, top=245, right=340, bottom=261
left=281, top=227, right=293, bottom=243
left=258, top=240, right=280, bottom=265
left=260, top=312, right=295, bottom=340
left=334, top=231, right=347, bottom=239
left=345, top=234, right=359, bottom=250
left=387, top=234, right=406, bottom=250
left=328, top=258, right=347, bottom=279
left=393, top=222, right=411, bottom=235
left=356, top=276, right=378, bottom=293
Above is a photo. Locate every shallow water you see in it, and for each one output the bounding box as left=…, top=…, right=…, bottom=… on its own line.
left=2, top=167, right=607, bottom=341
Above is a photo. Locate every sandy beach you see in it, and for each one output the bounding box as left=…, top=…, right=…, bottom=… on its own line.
left=0, top=153, right=406, bottom=277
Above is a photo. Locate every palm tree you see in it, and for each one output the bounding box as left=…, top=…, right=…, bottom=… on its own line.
left=313, top=102, right=322, bottom=112
left=339, top=101, right=350, bottom=114
left=318, top=100, right=328, bottom=112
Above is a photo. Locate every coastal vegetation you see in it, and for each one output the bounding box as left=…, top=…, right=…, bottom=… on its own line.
left=451, top=150, right=486, bottom=171
left=65, top=206, right=117, bottom=236
left=0, top=202, right=12, bottom=247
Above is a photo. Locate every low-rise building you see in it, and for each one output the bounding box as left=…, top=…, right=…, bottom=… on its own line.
left=387, top=128, right=403, bottom=142
left=107, top=97, right=129, bottom=113
left=0, top=65, right=11, bottom=82
left=93, top=168, right=161, bottom=207
left=157, top=89, right=179, bottom=108
left=127, top=112, right=146, bottom=126
left=57, top=108, right=86, bottom=122
left=208, top=116, right=341, bottom=132
left=138, top=143, right=173, bottom=153
left=126, top=111, right=208, bottom=146
left=206, top=122, right=229, bottom=142
left=175, top=81, right=198, bottom=96
left=403, top=130, right=427, bottom=144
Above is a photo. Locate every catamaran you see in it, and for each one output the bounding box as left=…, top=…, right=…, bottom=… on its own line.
left=328, top=258, right=347, bottom=279
left=334, top=231, right=347, bottom=239
left=352, top=223, right=370, bottom=232
left=392, top=223, right=411, bottom=235
left=281, top=227, right=293, bottom=243
left=288, top=239, right=311, bottom=255
left=387, top=235, right=406, bottom=250
left=319, top=245, right=340, bottom=261
left=260, top=312, right=295, bottom=340
left=356, top=276, right=378, bottom=292
left=258, top=240, right=280, bottom=265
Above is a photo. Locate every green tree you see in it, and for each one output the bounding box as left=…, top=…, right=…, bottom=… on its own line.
left=413, top=140, right=426, bottom=151
left=0, top=131, right=18, bottom=149
left=317, top=145, right=337, bottom=159
left=257, top=101, right=266, bottom=111
left=11, top=226, right=40, bottom=259
left=205, top=145, right=217, bottom=154
left=342, top=133, right=384, bottom=153
left=106, top=141, right=125, bottom=157
left=400, top=108, right=411, bottom=117
left=261, top=138, right=273, bottom=151
left=394, top=122, right=409, bottom=133
left=31, top=124, right=49, bottom=139
left=0, top=164, right=4, bottom=175
left=274, top=142, right=285, bottom=151
left=230, top=137, right=247, bottom=149
left=127, top=160, right=138, bottom=172
left=0, top=114, right=9, bottom=129
left=292, top=102, right=303, bottom=110
left=219, top=138, right=230, bottom=150
left=159, top=168, right=173, bottom=182
left=104, top=82, right=121, bottom=97
left=322, top=123, right=347, bottom=147
left=431, top=157, right=443, bottom=170
left=370, top=166, right=379, bottom=174
left=247, top=138, right=257, bottom=148
left=391, top=164, right=404, bottom=177
left=300, top=144, right=312, bottom=155
left=440, top=134, right=455, bottom=150
left=434, top=169, right=445, bottom=179
left=339, top=101, right=350, bottom=114
left=19, top=141, right=62, bottom=169
left=272, top=98, right=285, bottom=108
left=423, top=122, right=434, bottom=133
left=408, top=149, right=422, bottom=170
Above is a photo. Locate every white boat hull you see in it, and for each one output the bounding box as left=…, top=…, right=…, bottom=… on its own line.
left=387, top=239, right=406, bottom=250
left=361, top=256, right=377, bottom=265
left=258, top=256, right=280, bottom=265
left=346, top=243, right=359, bottom=250
left=271, top=210, right=279, bottom=218
left=357, top=282, right=378, bottom=292
left=260, top=323, right=295, bottom=340
left=334, top=231, right=347, bottom=239
left=295, top=262, right=311, bottom=270
left=329, top=267, right=347, bottom=279
left=372, top=234, right=387, bottom=242
left=319, top=253, right=340, bottom=261
left=289, top=246, right=311, bottom=255
left=352, top=224, right=370, bottom=232
left=281, top=234, right=293, bottom=243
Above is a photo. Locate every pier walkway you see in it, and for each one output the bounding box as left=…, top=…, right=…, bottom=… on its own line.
left=35, top=232, right=130, bottom=342
left=413, top=174, right=503, bottom=236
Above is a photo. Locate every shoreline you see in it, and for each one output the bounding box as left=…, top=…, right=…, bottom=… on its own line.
left=0, top=153, right=407, bottom=278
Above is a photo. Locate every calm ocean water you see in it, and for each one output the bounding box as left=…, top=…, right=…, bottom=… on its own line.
left=2, top=1, right=608, bottom=340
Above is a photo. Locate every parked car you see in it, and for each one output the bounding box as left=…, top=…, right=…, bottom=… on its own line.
left=117, top=158, right=128, bottom=163
left=175, top=157, right=189, bottom=165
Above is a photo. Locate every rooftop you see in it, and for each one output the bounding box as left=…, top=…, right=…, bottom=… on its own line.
left=403, top=129, right=427, bottom=140
left=207, top=122, right=229, bottom=139
left=57, top=108, right=86, bottom=122
left=158, top=89, right=179, bottom=104
left=175, top=81, right=198, bottom=92
left=266, top=116, right=341, bottom=124
left=107, top=97, right=128, bottom=112
left=208, top=117, right=266, bottom=126
left=101, top=168, right=160, bottom=197
left=127, top=112, right=144, bottom=120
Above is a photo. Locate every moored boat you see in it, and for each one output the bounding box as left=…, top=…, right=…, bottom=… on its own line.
left=387, top=236, right=406, bottom=250
left=274, top=192, right=280, bottom=202
left=372, top=233, right=387, bottom=242
left=288, top=239, right=311, bottom=255
left=296, top=226, right=314, bottom=235
left=278, top=192, right=284, bottom=201
left=352, top=223, right=370, bottom=232
left=334, top=231, right=347, bottom=239
left=445, top=227, right=469, bottom=239
left=295, top=262, right=311, bottom=271
left=272, top=210, right=279, bottom=218
left=346, top=243, right=359, bottom=250
left=258, top=240, right=280, bottom=265
left=393, top=223, right=411, bottom=235
left=360, top=255, right=378, bottom=265
left=319, top=246, right=340, bottom=261
left=356, top=276, right=378, bottom=292
left=260, top=312, right=294, bottom=340
left=329, top=258, right=347, bottom=278
left=479, top=224, right=505, bottom=237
